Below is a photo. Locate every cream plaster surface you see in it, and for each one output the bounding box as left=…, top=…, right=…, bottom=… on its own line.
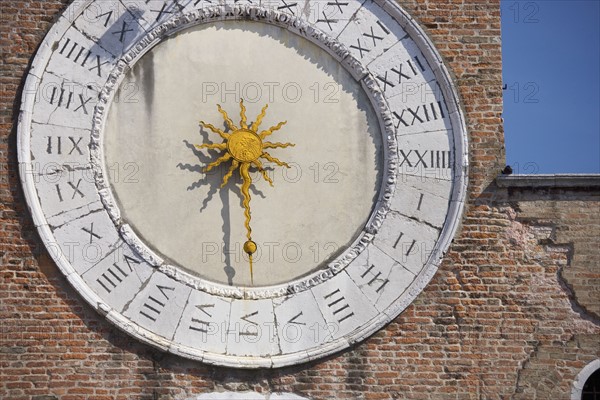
left=105, top=21, right=382, bottom=286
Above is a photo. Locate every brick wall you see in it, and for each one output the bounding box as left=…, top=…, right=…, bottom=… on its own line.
left=503, top=187, right=600, bottom=321
left=1, top=1, right=598, bottom=399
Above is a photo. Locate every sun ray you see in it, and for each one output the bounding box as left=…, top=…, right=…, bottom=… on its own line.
left=251, top=104, right=269, bottom=132
left=263, top=142, right=295, bottom=149
left=203, top=153, right=231, bottom=173
left=221, top=160, right=239, bottom=188
left=239, top=99, right=248, bottom=129
left=217, top=104, right=238, bottom=131
left=195, top=143, right=227, bottom=151
left=200, top=121, right=230, bottom=140
left=252, top=159, right=274, bottom=187
left=261, top=151, right=290, bottom=168
left=259, top=121, right=287, bottom=139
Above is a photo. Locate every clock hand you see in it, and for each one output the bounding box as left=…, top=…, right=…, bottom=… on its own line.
left=195, top=99, right=295, bottom=285
left=239, top=163, right=257, bottom=284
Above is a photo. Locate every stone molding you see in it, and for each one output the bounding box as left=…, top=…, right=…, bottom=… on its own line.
left=497, top=174, right=600, bottom=188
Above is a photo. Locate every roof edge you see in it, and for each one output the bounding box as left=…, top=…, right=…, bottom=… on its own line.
left=496, top=174, right=600, bottom=188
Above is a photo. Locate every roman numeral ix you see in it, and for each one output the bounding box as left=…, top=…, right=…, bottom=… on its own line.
left=55, top=179, right=85, bottom=202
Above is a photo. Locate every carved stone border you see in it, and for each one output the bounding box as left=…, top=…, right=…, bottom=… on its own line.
left=90, top=5, right=398, bottom=299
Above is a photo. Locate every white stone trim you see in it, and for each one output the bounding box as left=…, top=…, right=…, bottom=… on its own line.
left=497, top=174, right=600, bottom=188
left=572, top=359, right=600, bottom=400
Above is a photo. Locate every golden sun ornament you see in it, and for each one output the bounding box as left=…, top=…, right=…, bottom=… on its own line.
left=195, top=99, right=295, bottom=284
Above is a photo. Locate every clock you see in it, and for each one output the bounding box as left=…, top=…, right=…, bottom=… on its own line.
left=18, top=0, right=467, bottom=368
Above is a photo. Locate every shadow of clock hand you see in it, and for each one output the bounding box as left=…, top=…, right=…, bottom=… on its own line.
left=249, top=183, right=266, bottom=199
left=220, top=187, right=236, bottom=286
left=178, top=131, right=241, bottom=286
left=177, top=138, right=220, bottom=212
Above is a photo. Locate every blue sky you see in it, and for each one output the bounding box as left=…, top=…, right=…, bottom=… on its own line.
left=501, top=0, right=600, bottom=174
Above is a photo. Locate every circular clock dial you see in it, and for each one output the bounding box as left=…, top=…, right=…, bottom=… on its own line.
left=104, top=21, right=382, bottom=286
left=18, top=0, right=467, bottom=368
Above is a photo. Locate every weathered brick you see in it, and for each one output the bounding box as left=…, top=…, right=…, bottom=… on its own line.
left=1, top=1, right=598, bottom=399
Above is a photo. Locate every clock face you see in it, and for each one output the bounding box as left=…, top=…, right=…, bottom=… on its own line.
left=18, top=0, right=467, bottom=368
left=104, top=21, right=383, bottom=286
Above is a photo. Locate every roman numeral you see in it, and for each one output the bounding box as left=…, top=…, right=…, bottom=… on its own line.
left=393, top=232, right=404, bottom=249
left=392, top=234, right=419, bottom=258
left=377, top=56, right=426, bottom=91
left=140, top=297, right=165, bottom=322
left=46, top=136, right=61, bottom=155
left=398, top=150, right=452, bottom=169
left=360, top=265, right=390, bottom=294
left=81, top=223, right=101, bottom=244
left=55, top=179, right=85, bottom=202
left=417, top=193, right=424, bottom=211
left=327, top=0, right=349, bottom=13
left=68, top=137, right=84, bottom=154
left=151, top=3, right=172, bottom=22
left=111, top=21, right=134, bottom=43
left=55, top=184, right=63, bottom=202
left=316, top=11, right=338, bottom=31
left=405, top=240, right=416, bottom=257
left=46, top=136, right=84, bottom=155
left=68, top=179, right=84, bottom=199
left=189, top=304, right=215, bottom=333
left=239, top=311, right=259, bottom=337
left=349, top=38, right=370, bottom=58
left=363, top=21, right=390, bottom=46
left=392, top=101, right=445, bottom=128
left=324, top=289, right=354, bottom=323
left=189, top=318, right=210, bottom=333
left=151, top=1, right=185, bottom=22
left=348, top=21, right=391, bottom=59
left=96, top=10, right=113, bottom=27
left=287, top=311, right=306, bottom=326
left=57, top=38, right=110, bottom=77
left=49, top=87, right=92, bottom=115
left=277, top=0, right=297, bottom=14
left=96, top=255, right=141, bottom=293
left=139, top=285, right=175, bottom=322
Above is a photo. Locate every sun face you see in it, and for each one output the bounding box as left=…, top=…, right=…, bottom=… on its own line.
left=194, top=99, right=294, bottom=284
